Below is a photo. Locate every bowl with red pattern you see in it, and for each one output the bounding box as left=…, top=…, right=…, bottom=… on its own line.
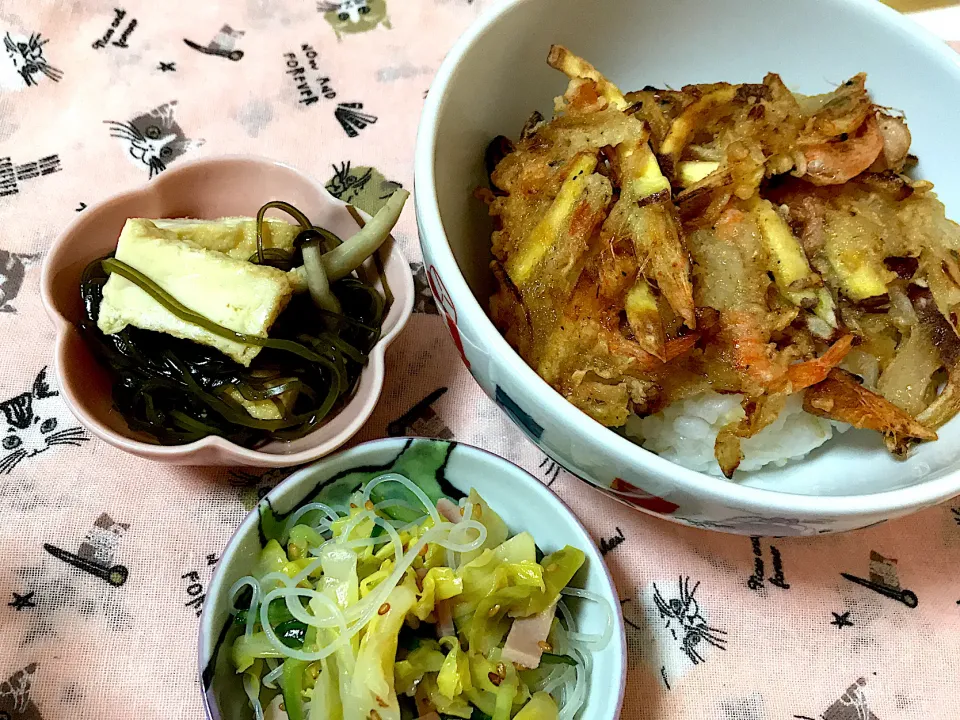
left=414, top=0, right=960, bottom=534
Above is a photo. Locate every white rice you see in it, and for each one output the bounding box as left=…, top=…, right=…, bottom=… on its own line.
left=625, top=391, right=848, bottom=476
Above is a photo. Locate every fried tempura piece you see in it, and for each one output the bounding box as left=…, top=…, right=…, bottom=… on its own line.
left=624, top=278, right=666, bottom=360
left=786, top=334, right=855, bottom=391
left=538, top=279, right=697, bottom=425
left=548, top=46, right=696, bottom=331
left=911, top=291, right=960, bottom=431
left=485, top=47, right=960, bottom=471
left=546, top=44, right=627, bottom=110
left=615, top=138, right=697, bottom=329
left=803, top=368, right=937, bottom=449
left=505, top=153, right=598, bottom=286
left=659, top=86, right=738, bottom=172
left=750, top=198, right=837, bottom=327
left=798, top=73, right=873, bottom=142
left=801, top=113, right=883, bottom=186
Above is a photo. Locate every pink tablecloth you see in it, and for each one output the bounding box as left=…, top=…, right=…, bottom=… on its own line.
left=0, top=2, right=958, bottom=719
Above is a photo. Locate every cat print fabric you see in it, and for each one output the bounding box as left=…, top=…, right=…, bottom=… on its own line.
left=324, top=161, right=402, bottom=215
left=76, top=514, right=129, bottom=569
left=0, top=33, right=61, bottom=91
left=0, top=368, right=89, bottom=475
left=0, top=663, right=42, bottom=720
left=0, top=251, right=39, bottom=313
left=0, top=2, right=958, bottom=720
left=105, top=102, right=204, bottom=177
left=183, top=24, right=245, bottom=61
left=319, top=0, right=392, bottom=39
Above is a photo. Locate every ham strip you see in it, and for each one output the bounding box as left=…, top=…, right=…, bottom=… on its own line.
left=437, top=497, right=462, bottom=524
left=501, top=600, right=558, bottom=669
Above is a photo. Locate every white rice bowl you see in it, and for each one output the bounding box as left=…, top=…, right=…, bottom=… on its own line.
left=626, top=391, right=850, bottom=476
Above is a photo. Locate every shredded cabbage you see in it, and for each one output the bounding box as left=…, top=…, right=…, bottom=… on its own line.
left=349, top=585, right=415, bottom=719
left=227, top=471, right=610, bottom=720
left=394, top=641, right=444, bottom=696
left=437, top=636, right=472, bottom=698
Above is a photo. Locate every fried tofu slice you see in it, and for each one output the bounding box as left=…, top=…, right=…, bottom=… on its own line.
left=151, top=217, right=300, bottom=260
left=98, top=219, right=293, bottom=366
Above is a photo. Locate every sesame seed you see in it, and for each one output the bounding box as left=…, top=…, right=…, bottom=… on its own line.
left=378, top=603, right=390, bottom=616
left=488, top=672, right=502, bottom=687
left=365, top=500, right=375, bottom=511
left=538, top=640, right=553, bottom=652
left=488, top=604, right=501, bottom=617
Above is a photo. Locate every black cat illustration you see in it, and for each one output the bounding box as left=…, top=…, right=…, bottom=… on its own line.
left=0, top=250, right=39, bottom=313
left=3, top=32, right=62, bottom=88
left=0, top=368, right=89, bottom=474
left=0, top=663, right=41, bottom=719
left=104, top=101, right=204, bottom=178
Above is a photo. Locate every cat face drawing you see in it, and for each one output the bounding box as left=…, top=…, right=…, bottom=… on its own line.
left=0, top=368, right=89, bottom=474
left=3, top=32, right=62, bottom=88
left=325, top=161, right=402, bottom=216
left=318, top=0, right=391, bottom=39
left=104, top=101, right=204, bottom=178
left=651, top=576, right=727, bottom=666
left=0, top=250, right=40, bottom=313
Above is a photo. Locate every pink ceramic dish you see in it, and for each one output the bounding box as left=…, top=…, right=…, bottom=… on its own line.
left=40, top=155, right=413, bottom=466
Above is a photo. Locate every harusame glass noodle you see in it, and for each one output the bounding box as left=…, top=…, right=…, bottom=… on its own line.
left=227, top=472, right=613, bottom=720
